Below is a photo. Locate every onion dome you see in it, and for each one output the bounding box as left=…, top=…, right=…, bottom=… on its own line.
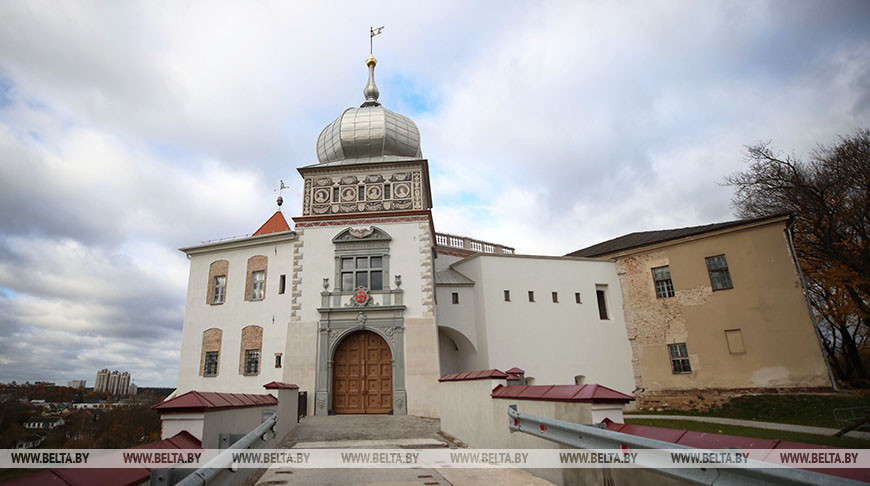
left=315, top=55, right=422, bottom=165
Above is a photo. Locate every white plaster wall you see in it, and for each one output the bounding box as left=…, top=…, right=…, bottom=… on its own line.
left=201, top=406, right=276, bottom=449
left=176, top=236, right=295, bottom=395
left=453, top=255, right=636, bottom=395
left=159, top=412, right=205, bottom=441
left=435, top=285, right=482, bottom=376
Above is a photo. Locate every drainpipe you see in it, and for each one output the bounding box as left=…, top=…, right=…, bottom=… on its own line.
left=786, top=217, right=839, bottom=391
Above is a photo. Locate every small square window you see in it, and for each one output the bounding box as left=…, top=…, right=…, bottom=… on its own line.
left=574, top=292, right=582, bottom=304
left=212, top=276, right=226, bottom=304
left=204, top=351, right=219, bottom=377
left=275, top=353, right=283, bottom=368
left=452, top=292, right=459, bottom=304
left=552, top=291, right=559, bottom=303
left=528, top=291, right=535, bottom=302
left=504, top=290, right=511, bottom=302
left=652, top=266, right=675, bottom=298
left=278, top=274, right=286, bottom=294
left=706, top=255, right=733, bottom=290
left=244, top=349, right=260, bottom=375
left=668, top=343, right=692, bottom=373
left=251, top=271, right=265, bottom=300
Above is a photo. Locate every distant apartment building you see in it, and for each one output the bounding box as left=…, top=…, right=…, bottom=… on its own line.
left=94, top=369, right=135, bottom=396
left=67, top=380, right=86, bottom=389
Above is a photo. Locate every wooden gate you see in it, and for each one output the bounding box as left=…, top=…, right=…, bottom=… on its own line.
left=332, top=330, right=393, bottom=414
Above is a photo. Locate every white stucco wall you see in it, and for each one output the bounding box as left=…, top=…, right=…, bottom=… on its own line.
left=176, top=233, right=296, bottom=395
left=449, top=255, right=636, bottom=394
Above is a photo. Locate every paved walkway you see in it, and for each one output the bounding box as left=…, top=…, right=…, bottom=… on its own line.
left=626, top=414, right=870, bottom=440
left=254, top=415, right=555, bottom=486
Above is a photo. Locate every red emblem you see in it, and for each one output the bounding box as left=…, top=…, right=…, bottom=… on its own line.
left=354, top=288, right=368, bottom=305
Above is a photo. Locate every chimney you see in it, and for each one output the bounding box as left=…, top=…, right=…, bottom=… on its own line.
left=506, top=367, right=526, bottom=386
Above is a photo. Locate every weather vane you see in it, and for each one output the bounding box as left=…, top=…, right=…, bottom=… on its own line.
left=370, top=26, right=384, bottom=54
left=274, top=180, right=289, bottom=210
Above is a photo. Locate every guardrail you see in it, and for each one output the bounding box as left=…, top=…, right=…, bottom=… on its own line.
left=506, top=405, right=862, bottom=486
left=150, top=410, right=278, bottom=486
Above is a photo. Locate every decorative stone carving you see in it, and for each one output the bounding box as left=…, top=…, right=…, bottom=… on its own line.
left=412, top=171, right=422, bottom=209
left=391, top=172, right=410, bottom=182
left=313, top=188, right=330, bottom=204
left=393, top=200, right=412, bottom=210
left=345, top=287, right=377, bottom=307
left=340, top=175, right=359, bottom=185
left=365, top=174, right=384, bottom=183
left=340, top=186, right=357, bottom=202
left=366, top=185, right=382, bottom=200
left=312, top=204, right=330, bottom=214
left=365, top=201, right=384, bottom=212
left=382, top=325, right=395, bottom=345
left=328, top=327, right=354, bottom=347
left=356, top=312, right=367, bottom=326
left=393, top=183, right=411, bottom=198
left=339, top=203, right=357, bottom=212
left=322, top=277, right=329, bottom=290
left=395, top=275, right=402, bottom=288
left=314, top=177, right=333, bottom=186
left=349, top=227, right=374, bottom=238
left=303, top=178, right=312, bottom=215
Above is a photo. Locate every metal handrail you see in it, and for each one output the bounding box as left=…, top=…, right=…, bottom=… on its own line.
left=174, top=410, right=278, bottom=486
left=507, top=405, right=863, bottom=486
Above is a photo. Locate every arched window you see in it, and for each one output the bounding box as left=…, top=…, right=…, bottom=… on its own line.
left=207, top=260, right=229, bottom=305
left=200, top=328, right=222, bottom=377
left=245, top=256, right=268, bottom=301
left=239, top=325, right=263, bottom=375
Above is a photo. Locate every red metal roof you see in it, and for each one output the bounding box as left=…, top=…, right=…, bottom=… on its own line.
left=505, top=367, right=525, bottom=374
left=491, top=384, right=634, bottom=403
left=2, top=431, right=201, bottom=486
left=152, top=390, right=278, bottom=412
left=253, top=211, right=291, bottom=236
left=263, top=381, right=299, bottom=389
left=438, top=369, right=508, bottom=382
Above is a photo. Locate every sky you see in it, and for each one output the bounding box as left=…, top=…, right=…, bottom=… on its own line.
left=0, top=1, right=868, bottom=387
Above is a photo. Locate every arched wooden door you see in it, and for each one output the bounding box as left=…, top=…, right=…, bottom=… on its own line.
left=332, top=330, right=393, bottom=414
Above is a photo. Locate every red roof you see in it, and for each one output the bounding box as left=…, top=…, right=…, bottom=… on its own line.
left=491, top=384, right=633, bottom=403
left=152, top=390, right=278, bottom=412
left=2, top=431, right=201, bottom=486
left=253, top=211, right=291, bottom=236
left=263, top=381, right=299, bottom=389
left=505, top=367, right=525, bottom=374
left=439, top=369, right=508, bottom=382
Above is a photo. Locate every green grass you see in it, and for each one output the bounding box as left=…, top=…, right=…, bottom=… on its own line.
left=626, top=394, right=870, bottom=429
left=625, top=418, right=870, bottom=448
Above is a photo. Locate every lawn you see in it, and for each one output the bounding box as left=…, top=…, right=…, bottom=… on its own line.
left=625, top=418, right=870, bottom=448
left=627, top=394, right=870, bottom=429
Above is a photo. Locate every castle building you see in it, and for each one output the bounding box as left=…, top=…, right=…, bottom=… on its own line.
left=173, top=56, right=830, bottom=416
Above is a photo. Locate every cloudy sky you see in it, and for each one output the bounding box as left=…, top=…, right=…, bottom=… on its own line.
left=0, top=1, right=868, bottom=387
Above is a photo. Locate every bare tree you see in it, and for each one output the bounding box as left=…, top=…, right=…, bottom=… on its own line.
left=726, top=129, right=870, bottom=383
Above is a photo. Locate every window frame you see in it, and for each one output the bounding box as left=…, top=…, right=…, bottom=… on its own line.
left=596, top=286, right=609, bottom=320
left=651, top=265, right=675, bottom=299
left=203, top=351, right=219, bottom=377
left=705, top=254, right=733, bottom=291
left=552, top=291, right=559, bottom=303
left=575, top=292, right=582, bottom=304
left=528, top=291, right=535, bottom=302
left=451, top=292, right=459, bottom=304
left=274, top=353, right=283, bottom=368
left=250, top=270, right=266, bottom=300
left=340, top=255, right=385, bottom=291
left=668, top=343, right=692, bottom=374
left=504, top=290, right=511, bottom=302
left=212, top=275, right=227, bottom=304
left=244, top=349, right=260, bottom=375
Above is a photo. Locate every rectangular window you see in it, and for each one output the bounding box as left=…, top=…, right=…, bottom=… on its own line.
left=383, top=184, right=391, bottom=199
left=203, top=351, right=219, bottom=377
left=358, top=185, right=365, bottom=201
left=504, top=290, right=511, bottom=302
left=575, top=292, right=582, bottom=304
left=652, top=266, right=675, bottom=298
left=244, top=349, right=260, bottom=374
left=278, top=274, right=286, bottom=294
left=725, top=329, right=746, bottom=355
left=668, top=343, right=692, bottom=373
left=340, top=255, right=384, bottom=291
left=596, top=286, right=609, bottom=320
left=706, top=255, right=733, bottom=290
left=552, top=291, right=559, bottom=303
left=275, top=353, right=283, bottom=368
left=251, top=271, right=265, bottom=300
left=528, top=291, right=535, bottom=302
left=332, top=187, right=339, bottom=202
left=212, top=276, right=226, bottom=304
left=452, top=292, right=459, bottom=304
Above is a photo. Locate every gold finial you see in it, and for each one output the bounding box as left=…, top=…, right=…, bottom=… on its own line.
left=365, top=54, right=377, bottom=67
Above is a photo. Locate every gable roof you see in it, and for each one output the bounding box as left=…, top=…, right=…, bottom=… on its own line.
left=567, top=213, right=791, bottom=258
left=491, top=384, right=633, bottom=403
left=252, top=211, right=291, bottom=236
left=434, top=268, right=475, bottom=286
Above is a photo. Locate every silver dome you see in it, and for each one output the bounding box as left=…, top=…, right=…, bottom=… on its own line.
left=315, top=56, right=422, bottom=165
